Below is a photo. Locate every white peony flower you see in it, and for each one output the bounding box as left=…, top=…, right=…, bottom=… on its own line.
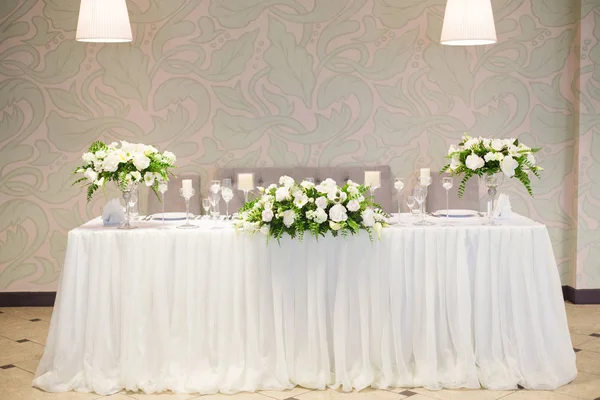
left=162, top=151, right=176, bottom=164
left=84, top=168, right=97, bottom=182
left=340, top=191, right=347, bottom=202
left=279, top=175, right=295, bottom=188
left=262, top=209, right=274, bottom=222
left=293, top=193, right=308, bottom=208
left=301, top=180, right=315, bottom=190
left=315, top=196, right=328, bottom=209
left=281, top=209, right=296, bottom=228
left=144, top=145, right=158, bottom=156
left=361, top=208, right=375, bottom=227
left=327, top=189, right=339, bottom=202
left=313, top=208, right=327, bottom=224
left=508, top=145, right=519, bottom=156
left=450, top=155, right=462, bottom=171
left=465, top=153, right=485, bottom=170
left=329, top=221, right=342, bottom=231
left=320, top=178, right=337, bottom=192
left=501, top=155, right=519, bottom=177
left=491, top=139, right=504, bottom=151
left=267, top=184, right=278, bottom=192
left=143, top=172, right=155, bottom=186
left=347, top=199, right=360, bottom=212
left=102, top=153, right=121, bottom=172
left=275, top=186, right=291, bottom=202
left=95, top=150, right=107, bottom=159
left=482, top=138, right=492, bottom=149
left=463, top=137, right=480, bottom=149
left=82, top=152, right=96, bottom=164
left=133, top=154, right=151, bottom=171
left=484, top=152, right=504, bottom=162
left=329, top=203, right=348, bottom=222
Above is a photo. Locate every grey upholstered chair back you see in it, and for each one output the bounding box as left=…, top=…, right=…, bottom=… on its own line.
left=426, top=172, right=480, bottom=212
left=147, top=175, right=202, bottom=216
left=217, top=166, right=393, bottom=213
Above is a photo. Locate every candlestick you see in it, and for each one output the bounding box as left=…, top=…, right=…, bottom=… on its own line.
left=182, top=179, right=192, bottom=191
left=237, top=173, right=254, bottom=191
left=364, top=171, right=381, bottom=189
left=420, top=168, right=430, bottom=181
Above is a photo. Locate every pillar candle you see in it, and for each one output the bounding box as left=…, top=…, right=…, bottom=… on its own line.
left=364, top=171, right=381, bottom=188
left=237, top=173, right=254, bottom=191
left=182, top=179, right=192, bottom=190
left=420, top=168, right=430, bottom=180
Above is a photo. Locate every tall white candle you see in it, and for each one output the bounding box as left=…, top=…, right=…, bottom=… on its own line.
left=237, top=173, right=254, bottom=191
left=364, top=171, right=381, bottom=189
left=182, top=179, right=192, bottom=190
left=420, top=168, right=430, bottom=180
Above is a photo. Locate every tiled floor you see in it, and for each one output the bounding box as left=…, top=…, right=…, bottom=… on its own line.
left=1, top=302, right=599, bottom=400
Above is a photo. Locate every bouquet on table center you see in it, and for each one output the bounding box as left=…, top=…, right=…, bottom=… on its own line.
left=234, top=176, right=389, bottom=241
left=441, top=134, right=543, bottom=196
left=73, top=140, right=176, bottom=201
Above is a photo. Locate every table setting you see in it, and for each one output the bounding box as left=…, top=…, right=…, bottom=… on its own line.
left=33, top=135, right=576, bottom=396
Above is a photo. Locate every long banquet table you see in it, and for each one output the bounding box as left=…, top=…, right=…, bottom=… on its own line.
left=34, top=214, right=577, bottom=395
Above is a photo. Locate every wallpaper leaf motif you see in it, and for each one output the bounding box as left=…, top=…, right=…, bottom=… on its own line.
left=203, top=29, right=259, bottom=81
left=47, top=83, right=92, bottom=118
left=423, top=44, right=473, bottom=105
left=25, top=16, right=60, bottom=46
left=97, top=45, right=151, bottom=104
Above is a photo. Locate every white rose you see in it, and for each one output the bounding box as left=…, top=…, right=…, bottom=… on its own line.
left=448, top=144, right=458, bottom=155
left=501, top=155, right=519, bottom=177
left=279, top=175, right=295, bottom=188
left=484, top=152, right=504, bottom=162
left=95, top=150, right=107, bottom=159
left=133, top=154, right=151, bottom=171
left=491, top=139, right=504, bottom=151
left=315, top=196, right=328, bottom=209
left=313, top=208, right=327, bottom=224
left=260, top=225, right=270, bottom=235
left=482, top=138, right=492, bottom=149
left=130, top=171, right=142, bottom=182
left=143, top=172, right=155, bottom=186
left=84, top=168, right=97, bottom=182
left=144, top=145, right=158, bottom=156
left=327, top=189, right=338, bottom=202
left=282, top=210, right=296, bottom=228
left=361, top=208, right=375, bottom=227
left=108, top=142, right=118, bottom=149
left=508, top=145, right=519, bottom=156
left=162, top=151, right=176, bottom=164
left=275, top=186, right=291, bottom=202
left=102, top=154, right=120, bottom=172
left=267, top=184, right=278, bottom=192
left=329, top=221, right=342, bottom=231
left=301, top=181, right=315, bottom=190
left=262, top=209, right=274, bottom=222
left=82, top=152, right=96, bottom=164
left=465, top=153, right=485, bottom=170
left=347, top=199, right=360, bottom=212
left=463, top=137, right=480, bottom=149
left=329, top=203, right=348, bottom=222
left=347, top=185, right=359, bottom=196
left=293, top=193, right=308, bottom=208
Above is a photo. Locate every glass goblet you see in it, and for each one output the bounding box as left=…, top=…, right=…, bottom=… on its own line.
left=394, top=178, right=404, bottom=213
left=221, top=178, right=233, bottom=218
left=442, top=177, right=454, bottom=225
left=178, top=188, right=198, bottom=229
left=158, top=182, right=168, bottom=229
left=202, top=198, right=210, bottom=219
left=413, top=186, right=428, bottom=226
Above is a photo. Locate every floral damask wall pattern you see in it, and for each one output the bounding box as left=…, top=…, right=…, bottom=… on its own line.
left=0, top=0, right=599, bottom=291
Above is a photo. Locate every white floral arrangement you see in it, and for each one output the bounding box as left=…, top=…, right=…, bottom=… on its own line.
left=234, top=176, right=388, bottom=241
left=441, top=134, right=542, bottom=196
left=73, top=141, right=176, bottom=201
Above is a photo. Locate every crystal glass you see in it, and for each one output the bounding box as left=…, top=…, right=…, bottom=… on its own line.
left=202, top=198, right=210, bottom=219
left=442, top=177, right=454, bottom=225
left=221, top=178, right=233, bottom=217
left=128, top=184, right=139, bottom=221
left=483, top=172, right=504, bottom=226
left=209, top=180, right=221, bottom=219
left=394, top=178, right=404, bottom=213
left=413, top=186, right=428, bottom=226
left=158, top=182, right=168, bottom=229
left=406, top=195, right=416, bottom=215
left=118, top=182, right=138, bottom=230
left=417, top=176, right=435, bottom=225
left=178, top=188, right=198, bottom=229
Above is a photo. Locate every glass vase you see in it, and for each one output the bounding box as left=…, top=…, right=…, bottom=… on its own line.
left=483, top=172, right=504, bottom=226
left=119, top=183, right=138, bottom=230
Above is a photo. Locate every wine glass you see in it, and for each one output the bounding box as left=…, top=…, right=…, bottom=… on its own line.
left=413, top=186, right=428, bottom=226
left=442, top=177, right=454, bottom=225
left=394, top=178, right=404, bottom=213
left=209, top=180, right=221, bottom=227
left=158, top=182, right=168, bottom=229
left=128, top=185, right=139, bottom=221
left=406, top=196, right=416, bottom=215
left=221, top=178, right=233, bottom=218
left=202, top=198, right=210, bottom=219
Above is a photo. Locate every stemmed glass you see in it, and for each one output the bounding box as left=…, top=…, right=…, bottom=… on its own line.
left=178, top=188, right=198, bottom=229
left=413, top=186, right=428, bottom=226
left=202, top=198, right=210, bottom=220
left=406, top=196, right=416, bottom=215
left=209, top=180, right=221, bottom=219
left=158, top=182, right=168, bottom=229
left=418, top=176, right=435, bottom=226
left=394, top=178, right=404, bottom=213
left=221, top=178, right=233, bottom=218
left=442, top=177, right=454, bottom=226
left=483, top=172, right=504, bottom=226
left=128, top=184, right=139, bottom=221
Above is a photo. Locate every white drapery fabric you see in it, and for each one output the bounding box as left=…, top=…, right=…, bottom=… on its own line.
left=34, top=216, right=576, bottom=395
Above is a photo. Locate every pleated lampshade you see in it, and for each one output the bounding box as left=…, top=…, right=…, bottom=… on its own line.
left=441, top=0, right=497, bottom=46
left=76, top=0, right=132, bottom=43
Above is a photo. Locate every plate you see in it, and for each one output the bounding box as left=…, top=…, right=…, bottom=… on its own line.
left=432, top=209, right=479, bottom=218
left=151, top=212, right=193, bottom=221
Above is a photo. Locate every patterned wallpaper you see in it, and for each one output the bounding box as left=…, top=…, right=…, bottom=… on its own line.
left=0, top=0, right=599, bottom=291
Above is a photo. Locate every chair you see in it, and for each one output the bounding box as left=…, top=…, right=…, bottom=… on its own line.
left=425, top=172, right=480, bottom=213
left=147, top=175, right=202, bottom=216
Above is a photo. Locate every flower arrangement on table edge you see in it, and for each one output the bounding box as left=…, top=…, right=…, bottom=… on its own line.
left=441, top=134, right=543, bottom=196
left=234, top=176, right=390, bottom=242
left=73, top=140, right=176, bottom=201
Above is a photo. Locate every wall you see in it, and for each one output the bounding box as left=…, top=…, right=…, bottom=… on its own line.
left=0, top=0, right=598, bottom=291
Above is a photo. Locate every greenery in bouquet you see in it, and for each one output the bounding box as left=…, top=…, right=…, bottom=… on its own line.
left=73, top=141, right=176, bottom=201
left=441, top=134, right=543, bottom=196
left=234, top=176, right=389, bottom=242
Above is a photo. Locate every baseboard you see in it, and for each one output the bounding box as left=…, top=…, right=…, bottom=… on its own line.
left=562, top=286, right=600, bottom=304
left=0, top=292, right=56, bottom=307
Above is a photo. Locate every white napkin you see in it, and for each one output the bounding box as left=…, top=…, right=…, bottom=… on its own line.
left=493, top=193, right=513, bottom=220
left=102, top=198, right=126, bottom=227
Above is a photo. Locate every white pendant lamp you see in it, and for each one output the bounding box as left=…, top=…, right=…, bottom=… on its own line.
left=441, top=0, right=497, bottom=46
left=76, top=0, right=132, bottom=42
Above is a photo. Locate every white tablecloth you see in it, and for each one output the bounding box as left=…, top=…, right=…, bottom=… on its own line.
left=33, top=214, right=577, bottom=395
